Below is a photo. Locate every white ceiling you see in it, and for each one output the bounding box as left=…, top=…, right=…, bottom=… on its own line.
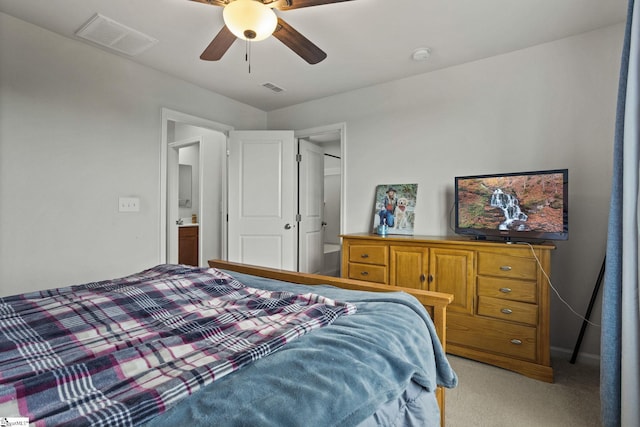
left=0, top=0, right=628, bottom=111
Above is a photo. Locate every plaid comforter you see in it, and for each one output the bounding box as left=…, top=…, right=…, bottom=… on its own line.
left=0, top=265, right=356, bottom=426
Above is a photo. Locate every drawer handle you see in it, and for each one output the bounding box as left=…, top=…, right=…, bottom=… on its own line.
left=361, top=254, right=369, bottom=259
left=510, top=339, right=522, bottom=345
left=360, top=271, right=369, bottom=276
left=500, top=265, right=512, bottom=271
left=499, top=287, right=512, bottom=293
left=501, top=308, right=513, bottom=315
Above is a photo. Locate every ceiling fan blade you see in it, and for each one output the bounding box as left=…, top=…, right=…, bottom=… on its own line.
left=270, top=0, right=354, bottom=11
left=272, top=18, right=326, bottom=64
left=200, top=25, right=237, bottom=61
left=191, top=0, right=227, bottom=7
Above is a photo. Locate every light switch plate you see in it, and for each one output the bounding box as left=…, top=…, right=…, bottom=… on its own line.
left=119, top=197, right=140, bottom=212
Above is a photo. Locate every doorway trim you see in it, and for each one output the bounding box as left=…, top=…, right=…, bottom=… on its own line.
left=294, top=122, right=347, bottom=241
left=160, top=108, right=234, bottom=264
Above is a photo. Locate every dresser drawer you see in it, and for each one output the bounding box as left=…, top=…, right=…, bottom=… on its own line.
left=448, top=314, right=537, bottom=361
left=477, top=296, right=538, bottom=325
left=347, top=263, right=387, bottom=284
left=477, top=252, right=537, bottom=280
left=477, top=276, right=537, bottom=303
left=348, top=244, right=388, bottom=265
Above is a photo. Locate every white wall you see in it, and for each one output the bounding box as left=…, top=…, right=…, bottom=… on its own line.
left=0, top=12, right=266, bottom=295
left=268, top=24, right=625, bottom=358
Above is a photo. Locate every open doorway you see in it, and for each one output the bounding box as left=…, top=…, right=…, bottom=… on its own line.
left=160, top=108, right=232, bottom=266
left=296, top=123, right=345, bottom=277
left=170, top=138, right=201, bottom=266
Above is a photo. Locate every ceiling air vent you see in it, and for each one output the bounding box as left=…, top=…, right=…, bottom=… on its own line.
left=75, top=13, right=158, bottom=56
left=262, top=82, right=286, bottom=93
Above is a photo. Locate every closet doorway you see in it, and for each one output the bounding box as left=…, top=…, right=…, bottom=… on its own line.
left=296, top=124, right=345, bottom=277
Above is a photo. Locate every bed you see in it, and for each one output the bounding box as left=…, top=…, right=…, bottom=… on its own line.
left=0, top=260, right=457, bottom=426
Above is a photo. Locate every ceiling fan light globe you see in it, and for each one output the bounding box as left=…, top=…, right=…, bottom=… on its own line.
left=223, top=0, right=278, bottom=42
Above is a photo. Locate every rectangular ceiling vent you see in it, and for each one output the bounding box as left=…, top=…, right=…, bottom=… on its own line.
left=75, top=13, right=158, bottom=56
left=262, top=82, right=286, bottom=93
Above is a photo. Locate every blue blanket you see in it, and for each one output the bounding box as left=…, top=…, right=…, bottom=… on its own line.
left=144, top=271, right=458, bottom=426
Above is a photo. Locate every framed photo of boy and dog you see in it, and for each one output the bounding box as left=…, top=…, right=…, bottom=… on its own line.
left=372, top=184, right=418, bottom=235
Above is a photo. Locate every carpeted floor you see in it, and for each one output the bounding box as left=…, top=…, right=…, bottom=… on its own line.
left=445, top=355, right=600, bottom=426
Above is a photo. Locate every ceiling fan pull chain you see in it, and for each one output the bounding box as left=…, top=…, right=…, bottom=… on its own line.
left=245, top=39, right=252, bottom=74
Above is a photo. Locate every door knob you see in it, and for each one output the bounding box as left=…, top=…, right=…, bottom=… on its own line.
left=284, top=223, right=292, bottom=230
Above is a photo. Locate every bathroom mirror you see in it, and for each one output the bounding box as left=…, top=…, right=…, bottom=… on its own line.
left=178, top=164, right=192, bottom=208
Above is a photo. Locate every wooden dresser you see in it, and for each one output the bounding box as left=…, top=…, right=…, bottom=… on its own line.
left=341, top=233, right=555, bottom=382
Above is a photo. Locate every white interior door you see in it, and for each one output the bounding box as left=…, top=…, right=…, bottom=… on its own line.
left=298, top=139, right=324, bottom=274
left=227, top=130, right=297, bottom=270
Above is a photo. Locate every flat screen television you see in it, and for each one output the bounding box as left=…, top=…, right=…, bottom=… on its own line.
left=455, top=169, right=568, bottom=241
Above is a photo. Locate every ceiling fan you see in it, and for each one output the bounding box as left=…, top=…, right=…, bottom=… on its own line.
left=192, top=0, right=353, bottom=64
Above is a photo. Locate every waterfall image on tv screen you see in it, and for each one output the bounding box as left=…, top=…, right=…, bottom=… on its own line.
left=457, top=172, right=566, bottom=235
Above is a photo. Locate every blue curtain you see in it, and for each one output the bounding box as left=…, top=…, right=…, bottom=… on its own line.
left=601, top=0, right=639, bottom=426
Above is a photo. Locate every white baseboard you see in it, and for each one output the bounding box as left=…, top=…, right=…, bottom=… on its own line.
left=551, top=346, right=601, bottom=366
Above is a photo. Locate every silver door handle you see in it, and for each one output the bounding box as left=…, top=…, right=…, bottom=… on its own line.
left=284, top=223, right=292, bottom=230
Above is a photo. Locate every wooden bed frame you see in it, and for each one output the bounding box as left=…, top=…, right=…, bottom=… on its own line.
left=208, top=260, right=454, bottom=427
